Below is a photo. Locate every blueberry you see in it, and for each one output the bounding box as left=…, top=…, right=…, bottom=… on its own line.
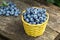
left=0, top=12, right=2, bottom=15
left=33, top=15, right=38, bottom=19
left=42, top=8, right=46, bottom=12
left=11, top=5, right=15, bottom=8
left=9, top=2, right=14, bottom=6
left=3, top=11, right=6, bottom=15
left=33, top=11, right=37, bottom=15
left=11, top=9, right=15, bottom=11
left=27, top=14, right=31, bottom=18
left=36, top=22, right=40, bottom=24
left=12, top=4, right=16, bottom=7
left=30, top=21, right=36, bottom=24
left=30, top=15, right=34, bottom=18
left=6, top=13, right=10, bottom=16
left=14, top=7, right=17, bottom=10
left=14, top=13, right=18, bottom=17
left=24, top=16, right=27, bottom=19
left=33, top=8, right=38, bottom=14
left=18, top=11, right=21, bottom=14
left=15, top=10, right=19, bottom=14
left=30, top=18, right=34, bottom=22
left=38, top=8, right=43, bottom=12
left=29, top=22, right=33, bottom=24
left=23, top=13, right=27, bottom=16
left=41, top=14, right=46, bottom=17
left=25, top=18, right=29, bottom=22
left=39, top=17, right=44, bottom=21
left=37, top=9, right=40, bottom=12
left=37, top=13, right=41, bottom=17
left=15, top=9, right=20, bottom=14
left=10, top=11, right=14, bottom=15
left=1, top=7, right=5, bottom=9
left=33, top=22, right=36, bottom=24
left=43, top=17, right=47, bottom=21
left=6, top=11, right=10, bottom=14
left=26, top=8, right=31, bottom=13
left=0, top=9, right=4, bottom=12
left=15, top=11, right=18, bottom=14
left=9, top=7, right=13, bottom=11
left=26, top=8, right=31, bottom=11
left=30, top=8, right=34, bottom=13
left=39, top=20, right=43, bottom=24
left=36, top=19, right=40, bottom=22
left=5, top=7, right=9, bottom=11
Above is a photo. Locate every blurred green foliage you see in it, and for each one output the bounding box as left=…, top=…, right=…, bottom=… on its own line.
left=47, top=0, right=60, bottom=7
left=0, top=0, right=8, bottom=6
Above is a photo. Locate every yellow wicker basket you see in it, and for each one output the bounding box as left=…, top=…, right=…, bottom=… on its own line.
left=21, top=7, right=49, bottom=37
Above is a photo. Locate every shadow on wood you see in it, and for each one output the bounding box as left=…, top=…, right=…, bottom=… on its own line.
left=0, top=34, right=10, bottom=40
left=54, top=33, right=60, bottom=40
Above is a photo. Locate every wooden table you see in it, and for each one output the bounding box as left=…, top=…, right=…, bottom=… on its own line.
left=0, top=0, right=60, bottom=40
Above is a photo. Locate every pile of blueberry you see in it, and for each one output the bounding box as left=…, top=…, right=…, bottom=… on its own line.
left=23, top=7, right=47, bottom=24
left=0, top=2, right=21, bottom=16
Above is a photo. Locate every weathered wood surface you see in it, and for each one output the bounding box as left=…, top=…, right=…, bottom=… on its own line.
left=0, top=0, right=60, bottom=40
left=54, top=33, right=60, bottom=40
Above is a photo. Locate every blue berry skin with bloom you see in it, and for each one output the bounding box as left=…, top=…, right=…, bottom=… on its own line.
left=14, top=10, right=18, bottom=15
left=27, top=14, right=31, bottom=18
left=10, top=11, right=14, bottom=15
left=3, top=11, right=6, bottom=15
left=33, top=22, right=36, bottom=24
left=42, top=8, right=46, bottom=12
left=23, top=7, right=47, bottom=24
left=36, top=19, right=40, bottom=22
left=0, top=9, right=4, bottom=12
left=6, top=13, right=10, bottom=16
left=14, top=13, right=18, bottom=17
left=14, top=7, right=17, bottom=10
left=5, top=7, right=9, bottom=11
left=6, top=11, right=10, bottom=14
left=37, top=13, right=41, bottom=17
left=33, top=15, right=38, bottom=19
left=33, top=8, right=38, bottom=14
left=42, top=14, right=46, bottom=18
left=0, top=12, right=2, bottom=15
left=39, top=17, right=44, bottom=21
left=43, top=17, right=47, bottom=22
left=30, top=9, right=34, bottom=13
left=30, top=15, right=34, bottom=18
left=24, top=16, right=27, bottom=19
left=30, top=18, right=34, bottom=22
left=25, top=18, right=29, bottom=23
left=12, top=4, right=16, bottom=7
left=23, top=12, right=27, bottom=17
left=29, top=22, right=36, bottom=24
left=26, top=8, right=31, bottom=13
left=18, top=11, right=21, bottom=14
left=16, top=9, right=20, bottom=14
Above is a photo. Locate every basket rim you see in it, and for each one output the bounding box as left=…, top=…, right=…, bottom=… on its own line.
left=21, top=7, right=49, bottom=26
